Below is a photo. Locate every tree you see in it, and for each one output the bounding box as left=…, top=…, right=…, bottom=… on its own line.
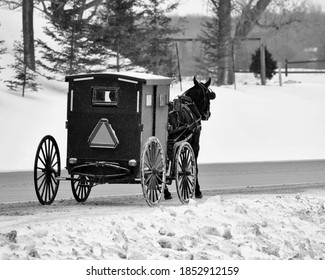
left=37, top=1, right=104, bottom=76
left=234, top=0, right=273, bottom=40
left=249, top=47, right=277, bottom=79
left=202, top=0, right=308, bottom=85
left=217, top=0, right=233, bottom=85
left=198, top=5, right=219, bottom=81
left=36, top=0, right=102, bottom=27
left=0, top=40, right=7, bottom=74
left=134, top=0, right=180, bottom=76
left=5, top=41, right=40, bottom=96
left=91, top=0, right=141, bottom=71
left=22, top=0, right=35, bottom=71
left=0, top=24, right=7, bottom=75
left=201, top=0, right=273, bottom=85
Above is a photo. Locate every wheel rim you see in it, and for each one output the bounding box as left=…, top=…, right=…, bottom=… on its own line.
left=175, top=142, right=196, bottom=203
left=141, top=137, right=166, bottom=206
left=34, top=135, right=60, bottom=205
left=71, top=175, right=92, bottom=203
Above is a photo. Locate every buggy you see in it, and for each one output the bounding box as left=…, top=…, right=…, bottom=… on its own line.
left=34, top=72, right=197, bottom=206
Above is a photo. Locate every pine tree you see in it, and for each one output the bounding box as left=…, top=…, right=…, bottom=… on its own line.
left=5, top=41, right=39, bottom=96
left=249, top=47, right=277, bottom=80
left=37, top=1, right=104, bottom=77
left=0, top=39, right=6, bottom=74
left=134, top=0, right=180, bottom=76
left=198, top=4, right=219, bottom=82
left=0, top=23, right=7, bottom=75
left=91, top=0, right=141, bottom=71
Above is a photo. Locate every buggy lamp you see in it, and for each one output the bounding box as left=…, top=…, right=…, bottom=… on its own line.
left=68, top=158, right=78, bottom=165
left=128, top=159, right=137, bottom=167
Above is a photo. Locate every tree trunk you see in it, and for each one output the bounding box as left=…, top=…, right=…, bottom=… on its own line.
left=22, top=0, right=35, bottom=71
left=217, top=0, right=233, bottom=85
left=235, top=0, right=273, bottom=39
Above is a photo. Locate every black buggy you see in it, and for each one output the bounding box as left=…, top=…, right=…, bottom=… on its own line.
left=34, top=72, right=197, bottom=207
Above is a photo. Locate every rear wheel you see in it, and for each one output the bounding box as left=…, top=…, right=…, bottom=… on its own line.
left=71, top=175, right=93, bottom=203
left=34, top=135, right=61, bottom=205
left=140, top=137, right=166, bottom=207
left=175, top=142, right=196, bottom=203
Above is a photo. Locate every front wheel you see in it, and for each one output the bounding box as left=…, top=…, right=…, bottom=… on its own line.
left=140, top=137, right=166, bottom=207
left=175, top=142, right=196, bottom=204
left=34, top=135, right=61, bottom=205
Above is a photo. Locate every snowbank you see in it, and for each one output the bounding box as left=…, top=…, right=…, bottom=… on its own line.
left=1, top=188, right=325, bottom=260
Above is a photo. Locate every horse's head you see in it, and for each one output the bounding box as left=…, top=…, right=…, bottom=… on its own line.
left=184, top=77, right=216, bottom=121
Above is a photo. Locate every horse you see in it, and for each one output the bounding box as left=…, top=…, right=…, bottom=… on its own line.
left=165, top=76, right=216, bottom=199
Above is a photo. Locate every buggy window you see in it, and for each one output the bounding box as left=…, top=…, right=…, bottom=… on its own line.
left=91, top=87, right=118, bottom=106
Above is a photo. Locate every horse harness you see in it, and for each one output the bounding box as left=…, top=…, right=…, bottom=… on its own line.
left=168, top=95, right=202, bottom=143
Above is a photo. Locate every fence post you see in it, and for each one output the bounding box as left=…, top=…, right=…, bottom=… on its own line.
left=175, top=42, right=182, bottom=91
left=277, top=61, right=282, bottom=86
left=285, top=59, right=288, bottom=76
left=260, top=44, right=266, bottom=85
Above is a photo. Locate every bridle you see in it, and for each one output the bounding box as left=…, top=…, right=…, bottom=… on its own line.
left=193, top=81, right=214, bottom=121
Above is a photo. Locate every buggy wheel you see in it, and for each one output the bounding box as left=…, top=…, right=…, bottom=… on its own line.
left=140, top=137, right=166, bottom=207
left=34, top=135, right=61, bottom=205
left=71, top=175, right=93, bottom=203
left=175, top=142, right=196, bottom=204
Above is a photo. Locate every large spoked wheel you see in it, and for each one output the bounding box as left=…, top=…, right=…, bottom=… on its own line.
left=34, top=135, right=61, bottom=205
left=175, top=142, right=197, bottom=204
left=140, top=137, right=166, bottom=207
left=71, top=175, right=93, bottom=203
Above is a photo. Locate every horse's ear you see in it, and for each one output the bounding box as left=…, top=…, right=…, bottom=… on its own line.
left=193, top=76, right=199, bottom=86
left=205, top=77, right=211, bottom=87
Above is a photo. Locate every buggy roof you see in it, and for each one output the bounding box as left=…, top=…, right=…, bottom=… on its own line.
left=65, top=71, right=172, bottom=85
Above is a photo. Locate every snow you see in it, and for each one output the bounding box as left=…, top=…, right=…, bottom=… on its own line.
left=1, top=7, right=325, bottom=264
left=1, top=188, right=325, bottom=260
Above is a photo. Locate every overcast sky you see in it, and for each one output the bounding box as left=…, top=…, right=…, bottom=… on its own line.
left=174, top=0, right=325, bottom=16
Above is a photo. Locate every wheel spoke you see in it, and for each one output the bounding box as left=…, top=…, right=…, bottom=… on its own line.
left=77, top=184, right=82, bottom=198
left=38, top=154, right=46, bottom=168
left=43, top=178, right=48, bottom=202
left=51, top=150, right=58, bottom=167
left=37, top=172, right=46, bottom=181
left=152, top=145, right=160, bottom=169
left=49, top=141, right=54, bottom=162
left=46, top=139, right=51, bottom=160
left=48, top=179, right=54, bottom=202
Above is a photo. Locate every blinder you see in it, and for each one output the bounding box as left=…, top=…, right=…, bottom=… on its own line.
left=173, top=98, right=182, bottom=112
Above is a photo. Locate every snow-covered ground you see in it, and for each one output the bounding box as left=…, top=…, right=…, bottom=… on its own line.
left=1, top=7, right=325, bottom=264
left=1, top=188, right=325, bottom=260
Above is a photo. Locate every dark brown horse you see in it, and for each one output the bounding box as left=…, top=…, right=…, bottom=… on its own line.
left=165, top=77, right=216, bottom=199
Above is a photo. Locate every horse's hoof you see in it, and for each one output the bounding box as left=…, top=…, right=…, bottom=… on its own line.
left=195, top=192, right=203, bottom=199
left=164, top=190, right=173, bottom=200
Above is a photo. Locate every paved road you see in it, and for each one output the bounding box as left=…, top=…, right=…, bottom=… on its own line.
left=1, top=160, right=325, bottom=203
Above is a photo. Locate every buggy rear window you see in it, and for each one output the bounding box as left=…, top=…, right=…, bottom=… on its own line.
left=91, top=86, right=118, bottom=106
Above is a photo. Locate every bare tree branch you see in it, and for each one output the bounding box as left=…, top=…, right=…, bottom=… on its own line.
left=235, top=0, right=272, bottom=39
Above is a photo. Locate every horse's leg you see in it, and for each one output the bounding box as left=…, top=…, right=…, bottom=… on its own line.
left=164, top=158, right=173, bottom=200
left=190, top=130, right=203, bottom=199
left=164, top=187, right=172, bottom=200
